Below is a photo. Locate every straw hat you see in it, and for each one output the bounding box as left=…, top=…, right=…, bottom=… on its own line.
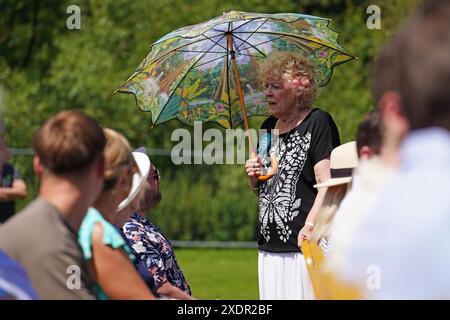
left=116, top=150, right=151, bottom=211
left=313, top=141, right=358, bottom=188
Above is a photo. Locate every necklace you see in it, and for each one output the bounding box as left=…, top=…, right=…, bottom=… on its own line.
left=260, top=108, right=312, bottom=175
left=275, top=108, right=311, bottom=134
left=268, top=108, right=312, bottom=171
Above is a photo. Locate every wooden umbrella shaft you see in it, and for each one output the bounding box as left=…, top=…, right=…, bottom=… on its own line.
left=227, top=34, right=256, bottom=158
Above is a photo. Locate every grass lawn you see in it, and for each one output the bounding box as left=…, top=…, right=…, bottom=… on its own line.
left=175, top=248, right=259, bottom=300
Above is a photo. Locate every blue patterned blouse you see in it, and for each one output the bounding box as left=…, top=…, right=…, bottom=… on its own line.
left=122, top=213, right=191, bottom=297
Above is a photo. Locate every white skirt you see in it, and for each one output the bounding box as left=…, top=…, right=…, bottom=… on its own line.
left=258, top=250, right=314, bottom=300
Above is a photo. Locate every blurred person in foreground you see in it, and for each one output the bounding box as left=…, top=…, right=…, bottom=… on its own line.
left=245, top=52, right=340, bottom=300
left=0, top=250, right=38, bottom=300
left=0, top=122, right=27, bottom=224
left=342, top=0, right=450, bottom=299
left=0, top=110, right=105, bottom=299
left=77, top=129, right=155, bottom=300
left=323, top=110, right=402, bottom=277
left=122, top=148, right=192, bottom=300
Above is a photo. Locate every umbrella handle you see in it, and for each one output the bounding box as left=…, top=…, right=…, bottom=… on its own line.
left=257, top=153, right=279, bottom=181
left=249, top=149, right=279, bottom=181
left=229, top=34, right=279, bottom=182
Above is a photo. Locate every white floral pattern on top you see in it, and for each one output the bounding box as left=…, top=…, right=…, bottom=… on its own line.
left=259, top=131, right=311, bottom=243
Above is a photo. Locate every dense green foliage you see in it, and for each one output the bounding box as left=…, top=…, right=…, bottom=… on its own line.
left=1, top=0, right=421, bottom=240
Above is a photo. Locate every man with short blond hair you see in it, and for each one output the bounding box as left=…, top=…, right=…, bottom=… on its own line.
left=0, top=110, right=106, bottom=299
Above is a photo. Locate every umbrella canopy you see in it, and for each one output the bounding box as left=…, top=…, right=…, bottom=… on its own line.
left=117, top=10, right=355, bottom=129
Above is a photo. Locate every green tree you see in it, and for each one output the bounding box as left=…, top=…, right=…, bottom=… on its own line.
left=1, top=0, right=422, bottom=240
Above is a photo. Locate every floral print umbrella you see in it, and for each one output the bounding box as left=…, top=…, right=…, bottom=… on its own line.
left=117, top=10, right=355, bottom=129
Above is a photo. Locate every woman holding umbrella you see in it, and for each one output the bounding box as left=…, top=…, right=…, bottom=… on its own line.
left=245, top=52, right=340, bottom=300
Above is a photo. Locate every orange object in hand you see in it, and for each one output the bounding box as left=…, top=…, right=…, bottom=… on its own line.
left=257, top=153, right=279, bottom=181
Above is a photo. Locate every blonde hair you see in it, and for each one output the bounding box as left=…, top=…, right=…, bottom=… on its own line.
left=258, top=52, right=318, bottom=108
left=102, top=128, right=135, bottom=190
left=309, top=184, right=348, bottom=244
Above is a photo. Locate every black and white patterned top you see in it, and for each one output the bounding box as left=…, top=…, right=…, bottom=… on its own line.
left=258, top=108, right=340, bottom=253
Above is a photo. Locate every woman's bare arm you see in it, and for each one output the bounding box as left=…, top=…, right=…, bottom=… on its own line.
left=91, top=223, right=156, bottom=300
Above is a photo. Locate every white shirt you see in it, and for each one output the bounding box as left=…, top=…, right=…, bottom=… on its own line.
left=341, top=128, right=450, bottom=299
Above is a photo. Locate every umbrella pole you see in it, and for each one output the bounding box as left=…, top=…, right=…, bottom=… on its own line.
left=227, top=34, right=257, bottom=158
